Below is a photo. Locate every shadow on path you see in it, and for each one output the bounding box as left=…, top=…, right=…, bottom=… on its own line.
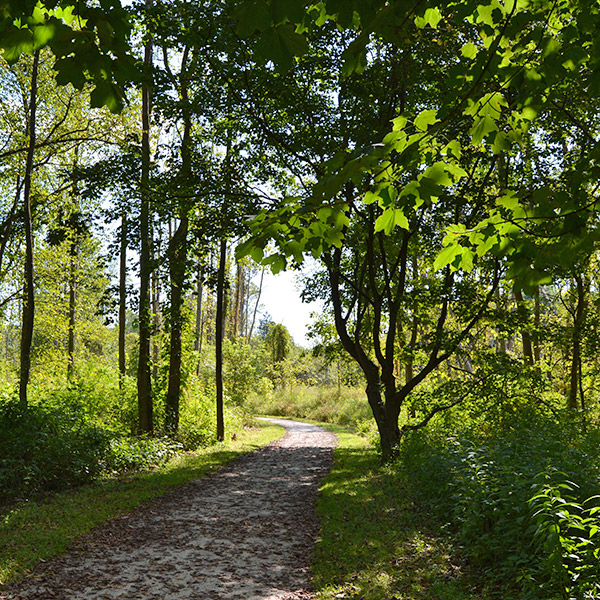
left=2, top=420, right=337, bottom=600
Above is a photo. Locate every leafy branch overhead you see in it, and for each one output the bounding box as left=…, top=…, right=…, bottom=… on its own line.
left=236, top=0, right=600, bottom=291
left=0, top=0, right=139, bottom=112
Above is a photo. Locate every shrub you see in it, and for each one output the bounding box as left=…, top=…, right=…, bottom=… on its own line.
left=396, top=410, right=600, bottom=597
left=250, top=384, right=370, bottom=428
left=0, top=395, right=109, bottom=502
left=103, top=436, right=184, bottom=473
left=527, top=475, right=600, bottom=599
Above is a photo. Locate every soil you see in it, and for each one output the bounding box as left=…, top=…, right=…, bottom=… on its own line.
left=1, top=418, right=337, bottom=600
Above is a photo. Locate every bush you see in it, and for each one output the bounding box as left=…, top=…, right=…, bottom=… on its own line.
left=396, top=410, right=600, bottom=598
left=103, top=436, right=184, bottom=473
left=0, top=395, right=110, bottom=502
left=527, top=475, right=600, bottom=599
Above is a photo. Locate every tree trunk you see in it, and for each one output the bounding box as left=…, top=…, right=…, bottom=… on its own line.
left=232, top=261, right=241, bottom=339
left=118, top=212, right=127, bottom=387
left=569, top=275, right=586, bottom=410
left=137, top=27, right=154, bottom=434
left=151, top=265, right=161, bottom=382
left=248, top=268, right=264, bottom=340
left=365, top=376, right=401, bottom=462
left=514, top=289, right=534, bottom=365
left=533, top=285, right=541, bottom=364
left=67, top=247, right=76, bottom=381
left=165, top=216, right=188, bottom=433
left=19, top=49, right=40, bottom=408
left=195, top=268, right=203, bottom=375
left=215, top=238, right=227, bottom=442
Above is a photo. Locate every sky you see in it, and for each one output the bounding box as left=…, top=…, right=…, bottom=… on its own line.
left=255, top=268, right=324, bottom=347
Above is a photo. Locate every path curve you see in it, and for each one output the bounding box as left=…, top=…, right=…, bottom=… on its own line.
left=2, top=419, right=337, bottom=600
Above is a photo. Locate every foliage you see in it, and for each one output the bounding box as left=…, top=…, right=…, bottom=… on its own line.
left=253, top=384, right=370, bottom=429
left=0, top=394, right=109, bottom=502
left=314, top=424, right=481, bottom=600
left=396, top=408, right=600, bottom=598
left=528, top=477, right=600, bottom=599
left=103, top=435, right=184, bottom=473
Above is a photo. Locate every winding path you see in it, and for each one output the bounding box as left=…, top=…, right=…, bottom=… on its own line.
left=2, top=419, right=337, bottom=600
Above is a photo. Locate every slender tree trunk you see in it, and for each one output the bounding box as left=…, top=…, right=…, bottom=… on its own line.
left=215, top=238, right=227, bottom=442
left=232, top=261, right=241, bottom=339
left=67, top=248, right=76, bottom=381
left=514, top=289, right=534, bottom=365
left=118, top=212, right=128, bottom=388
left=195, top=268, right=203, bottom=375
left=165, top=45, right=193, bottom=434
left=533, top=285, right=541, bottom=364
left=67, top=145, right=80, bottom=383
left=495, top=288, right=507, bottom=353
left=152, top=266, right=160, bottom=382
left=137, top=27, right=154, bottom=434
left=248, top=268, right=264, bottom=340
left=569, top=275, right=586, bottom=410
left=165, top=216, right=188, bottom=433
left=19, top=49, right=40, bottom=408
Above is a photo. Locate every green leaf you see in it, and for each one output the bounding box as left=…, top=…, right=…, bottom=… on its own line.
left=470, top=114, right=497, bottom=145
left=235, top=1, right=272, bottom=37
left=434, top=243, right=461, bottom=271
left=414, top=109, right=439, bottom=132
left=255, top=23, right=309, bottom=72
left=90, top=80, right=124, bottom=114
left=374, top=207, right=408, bottom=235
left=461, top=42, right=478, bottom=59
left=492, top=131, right=510, bottom=154
left=249, top=246, right=264, bottom=262
left=415, top=7, right=442, bottom=29
left=32, top=23, right=57, bottom=50
left=0, top=28, right=34, bottom=63
left=341, top=33, right=368, bottom=76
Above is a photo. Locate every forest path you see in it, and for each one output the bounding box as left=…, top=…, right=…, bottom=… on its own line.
left=2, top=419, right=337, bottom=600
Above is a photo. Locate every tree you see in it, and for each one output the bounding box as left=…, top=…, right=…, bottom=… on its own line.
left=236, top=0, right=600, bottom=457
left=265, top=323, right=292, bottom=365
left=137, top=1, right=154, bottom=434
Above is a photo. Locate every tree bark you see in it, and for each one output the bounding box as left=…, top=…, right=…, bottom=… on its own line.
left=137, top=26, right=154, bottom=434
left=568, top=274, right=586, bottom=410
left=195, top=267, right=204, bottom=376
left=165, top=216, right=188, bottom=433
left=215, top=238, right=227, bottom=442
left=19, top=49, right=40, bottom=408
left=514, top=289, right=534, bottom=365
left=151, top=264, right=161, bottom=382
left=165, top=45, right=192, bottom=434
left=67, top=248, right=76, bottom=381
left=248, top=268, right=264, bottom=340
left=118, top=212, right=127, bottom=387
left=533, top=285, right=541, bottom=364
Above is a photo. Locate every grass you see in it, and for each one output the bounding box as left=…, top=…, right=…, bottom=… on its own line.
left=0, top=421, right=284, bottom=585
left=313, top=424, right=484, bottom=600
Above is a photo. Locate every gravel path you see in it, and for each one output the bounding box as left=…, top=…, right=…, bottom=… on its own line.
left=1, top=419, right=337, bottom=600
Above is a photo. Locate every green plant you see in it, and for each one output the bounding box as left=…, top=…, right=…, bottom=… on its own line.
left=0, top=395, right=109, bottom=502
left=527, top=475, right=600, bottom=600
left=103, top=436, right=184, bottom=473
left=396, top=408, right=600, bottom=597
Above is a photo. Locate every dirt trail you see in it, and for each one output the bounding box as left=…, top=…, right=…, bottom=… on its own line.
left=2, top=419, right=337, bottom=600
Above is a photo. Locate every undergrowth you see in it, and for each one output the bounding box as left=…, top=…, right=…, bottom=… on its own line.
left=314, top=424, right=482, bottom=600
left=396, top=410, right=600, bottom=599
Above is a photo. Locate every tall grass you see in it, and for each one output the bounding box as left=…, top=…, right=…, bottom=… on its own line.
left=249, top=384, right=372, bottom=428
